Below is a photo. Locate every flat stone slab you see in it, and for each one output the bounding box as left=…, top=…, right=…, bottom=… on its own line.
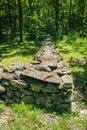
left=21, top=70, right=60, bottom=84
left=10, top=80, right=28, bottom=89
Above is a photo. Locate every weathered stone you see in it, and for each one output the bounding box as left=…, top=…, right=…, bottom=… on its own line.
left=56, top=68, right=71, bottom=76
left=42, top=83, right=58, bottom=93
left=4, top=66, right=10, bottom=72
left=30, top=82, right=45, bottom=92
left=35, top=64, right=51, bottom=72
left=20, top=89, right=33, bottom=96
left=57, top=61, right=64, bottom=69
left=45, top=102, right=53, bottom=108
left=0, top=67, right=4, bottom=79
left=61, top=75, right=73, bottom=85
left=31, top=61, right=41, bottom=65
left=7, top=89, right=14, bottom=98
left=5, top=95, right=14, bottom=103
left=22, top=70, right=60, bottom=84
left=22, top=96, right=35, bottom=104
left=14, top=71, right=22, bottom=79
left=1, top=79, right=10, bottom=86
left=36, top=97, right=46, bottom=105
left=2, top=73, right=14, bottom=80
left=0, top=85, right=6, bottom=93
left=12, top=61, right=24, bottom=70
left=58, top=83, right=72, bottom=89
left=10, top=80, right=28, bottom=89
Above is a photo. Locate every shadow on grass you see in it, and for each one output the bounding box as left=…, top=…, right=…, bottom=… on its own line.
left=70, top=64, right=87, bottom=105
left=0, top=39, right=41, bottom=59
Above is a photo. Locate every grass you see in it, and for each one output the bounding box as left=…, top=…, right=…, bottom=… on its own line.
left=0, top=39, right=41, bottom=66
left=0, top=102, right=87, bottom=130
left=0, top=35, right=87, bottom=129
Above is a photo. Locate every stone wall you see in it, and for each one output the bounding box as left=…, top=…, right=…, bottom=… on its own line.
left=0, top=39, right=74, bottom=112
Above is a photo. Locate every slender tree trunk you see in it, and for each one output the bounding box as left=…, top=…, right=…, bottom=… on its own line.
left=54, top=0, right=59, bottom=38
left=7, top=0, right=14, bottom=39
left=68, top=0, right=72, bottom=30
left=13, top=0, right=16, bottom=37
left=77, top=0, right=85, bottom=31
left=17, top=0, right=23, bottom=43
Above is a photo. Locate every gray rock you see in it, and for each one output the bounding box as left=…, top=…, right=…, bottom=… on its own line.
left=22, top=70, right=60, bottom=84
left=61, top=75, right=73, bottom=85
left=57, top=61, right=64, bottom=69
left=10, top=80, right=28, bottom=89
left=20, top=89, right=33, bottom=96
left=0, top=85, right=6, bottom=93
left=22, top=96, right=35, bottom=104
left=42, top=83, right=58, bottom=93
left=0, top=67, right=4, bottom=79
left=12, top=61, right=24, bottom=70
left=35, top=64, right=51, bottom=72
left=7, top=89, right=14, bottom=98
left=1, top=79, right=10, bottom=86
left=30, top=82, right=45, bottom=92
left=56, top=68, right=71, bottom=76
left=14, top=71, right=22, bottom=79
left=2, top=73, right=14, bottom=80
left=5, top=95, right=14, bottom=103
left=36, top=97, right=46, bottom=105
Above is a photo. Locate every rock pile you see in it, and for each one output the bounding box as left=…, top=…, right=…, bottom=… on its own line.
left=0, top=39, right=74, bottom=111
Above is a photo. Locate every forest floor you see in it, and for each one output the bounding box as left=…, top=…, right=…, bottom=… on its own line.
left=0, top=35, right=87, bottom=130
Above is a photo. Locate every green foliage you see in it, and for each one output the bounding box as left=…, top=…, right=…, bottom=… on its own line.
left=0, top=102, right=87, bottom=130
left=0, top=103, right=6, bottom=113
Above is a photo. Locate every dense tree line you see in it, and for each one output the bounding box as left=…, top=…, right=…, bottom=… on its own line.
left=0, top=0, right=87, bottom=42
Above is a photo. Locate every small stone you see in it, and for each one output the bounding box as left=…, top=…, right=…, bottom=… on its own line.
left=7, top=89, right=14, bottom=98
left=45, top=102, right=53, bottom=108
left=0, top=85, right=6, bottom=93
left=42, top=83, right=58, bottom=93
left=20, top=89, right=33, bottom=96
left=12, top=61, right=24, bottom=71
left=2, top=73, right=14, bottom=80
left=36, top=97, right=46, bottom=105
left=56, top=68, right=71, bottom=76
left=35, top=64, right=51, bottom=72
left=22, top=96, right=35, bottom=104
left=61, top=75, right=73, bottom=85
left=10, top=80, right=28, bottom=89
left=5, top=95, right=14, bottom=103
left=0, top=67, right=4, bottom=79
left=14, top=71, right=22, bottom=79
left=57, top=61, right=64, bottom=69
left=1, top=80, right=10, bottom=86
left=30, top=82, right=45, bottom=92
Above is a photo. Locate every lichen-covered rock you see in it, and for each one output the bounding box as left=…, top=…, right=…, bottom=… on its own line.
left=0, top=85, right=6, bottom=93
left=22, top=96, right=35, bottom=104
left=36, top=97, right=46, bottom=105
left=35, top=64, right=51, bottom=72
left=30, top=82, right=45, bottom=92
left=0, top=67, right=4, bottom=79
left=42, top=83, right=58, bottom=93
left=1, top=79, right=10, bottom=86
left=2, top=73, right=14, bottom=80
left=10, top=80, right=28, bottom=89
left=61, top=75, right=73, bottom=85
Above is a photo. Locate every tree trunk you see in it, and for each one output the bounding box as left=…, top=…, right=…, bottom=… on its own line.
left=68, top=0, right=72, bottom=30
left=17, top=0, right=23, bottom=43
left=54, top=0, right=59, bottom=38
left=77, top=0, right=85, bottom=31
left=7, top=0, right=14, bottom=39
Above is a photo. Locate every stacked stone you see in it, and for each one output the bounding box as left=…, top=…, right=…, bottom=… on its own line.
left=0, top=39, right=74, bottom=112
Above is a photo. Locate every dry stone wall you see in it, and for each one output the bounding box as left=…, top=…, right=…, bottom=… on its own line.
left=0, top=39, right=74, bottom=111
